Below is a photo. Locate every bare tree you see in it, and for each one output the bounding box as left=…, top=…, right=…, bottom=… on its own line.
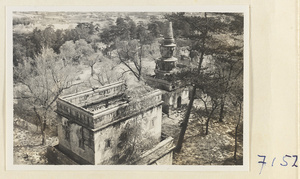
left=233, top=101, right=242, bottom=161
left=197, top=94, right=219, bottom=135
left=210, top=46, right=243, bottom=122
left=92, top=57, right=123, bottom=86
left=116, top=39, right=144, bottom=81
left=14, top=48, right=78, bottom=145
left=84, top=53, right=101, bottom=76
left=114, top=22, right=157, bottom=81
left=229, top=76, right=243, bottom=161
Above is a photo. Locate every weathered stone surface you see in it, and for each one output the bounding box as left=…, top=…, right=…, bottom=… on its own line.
left=134, top=137, right=175, bottom=165
left=54, top=81, right=173, bottom=165
left=46, top=146, right=83, bottom=165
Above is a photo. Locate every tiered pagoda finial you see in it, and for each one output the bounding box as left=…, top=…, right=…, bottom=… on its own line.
left=163, top=22, right=176, bottom=47
left=155, top=22, right=178, bottom=77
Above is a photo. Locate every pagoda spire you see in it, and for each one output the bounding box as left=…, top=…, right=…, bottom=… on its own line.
left=163, top=22, right=176, bottom=47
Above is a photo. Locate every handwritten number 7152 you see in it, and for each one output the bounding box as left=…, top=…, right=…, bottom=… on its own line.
left=258, top=155, right=298, bottom=175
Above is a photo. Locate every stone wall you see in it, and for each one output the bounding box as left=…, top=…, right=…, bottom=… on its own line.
left=46, top=146, right=79, bottom=165
left=152, top=151, right=173, bottom=165
left=94, top=105, right=162, bottom=165
left=46, top=145, right=93, bottom=165
left=134, top=136, right=175, bottom=165
left=56, top=100, right=95, bottom=128
left=161, top=86, right=189, bottom=114
left=167, top=87, right=189, bottom=108
left=61, top=81, right=125, bottom=106
left=57, top=116, right=95, bottom=164
left=56, top=81, right=126, bottom=129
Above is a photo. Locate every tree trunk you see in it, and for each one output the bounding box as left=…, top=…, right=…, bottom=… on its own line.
left=90, top=65, right=94, bottom=76
left=174, top=84, right=196, bottom=152
left=205, top=117, right=210, bottom=135
left=174, top=12, right=208, bottom=153
left=234, top=122, right=239, bottom=160
left=33, top=107, right=46, bottom=146
left=234, top=102, right=242, bottom=161
left=219, top=98, right=225, bottom=122
left=62, top=58, right=66, bottom=67
left=41, top=132, right=45, bottom=145
left=175, top=51, right=204, bottom=153
left=41, top=119, right=46, bottom=145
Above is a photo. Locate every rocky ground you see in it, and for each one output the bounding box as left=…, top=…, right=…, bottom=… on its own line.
left=13, top=122, right=58, bottom=165
left=162, top=100, right=243, bottom=165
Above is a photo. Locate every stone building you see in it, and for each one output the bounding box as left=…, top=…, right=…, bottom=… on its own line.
left=47, top=81, right=174, bottom=165
left=145, top=22, right=190, bottom=115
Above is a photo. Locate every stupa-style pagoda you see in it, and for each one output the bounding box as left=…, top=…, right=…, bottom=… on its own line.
left=145, top=22, right=190, bottom=115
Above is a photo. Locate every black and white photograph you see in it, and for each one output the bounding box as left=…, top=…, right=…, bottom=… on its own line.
left=7, top=7, right=249, bottom=169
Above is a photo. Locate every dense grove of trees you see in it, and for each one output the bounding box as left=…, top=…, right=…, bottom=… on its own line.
left=13, top=12, right=244, bottom=161
left=13, top=23, right=98, bottom=66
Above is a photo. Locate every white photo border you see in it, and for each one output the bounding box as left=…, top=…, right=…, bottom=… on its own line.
left=6, top=5, right=249, bottom=171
